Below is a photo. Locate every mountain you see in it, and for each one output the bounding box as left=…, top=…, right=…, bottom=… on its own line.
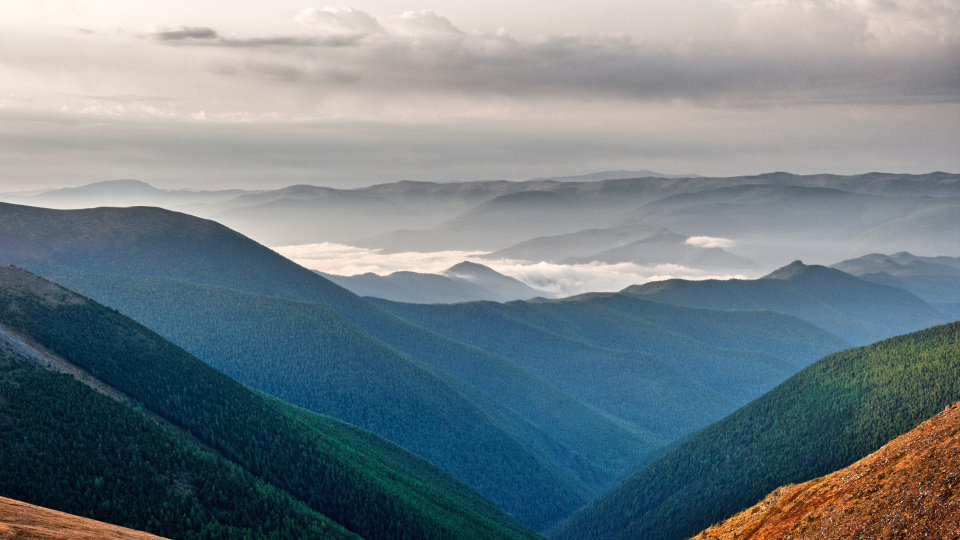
left=208, top=187, right=427, bottom=246
left=53, top=273, right=625, bottom=530
left=0, top=265, right=539, bottom=540
left=0, top=202, right=652, bottom=530
left=832, top=252, right=960, bottom=309
left=0, top=496, right=168, bottom=540
left=554, top=321, right=960, bottom=540
left=320, top=262, right=542, bottom=304
left=691, top=401, right=960, bottom=540
left=529, top=170, right=701, bottom=182
left=370, top=293, right=848, bottom=439
left=0, top=179, right=252, bottom=209
left=567, top=231, right=754, bottom=270
left=358, top=190, right=606, bottom=252
left=623, top=260, right=948, bottom=345
left=483, top=226, right=664, bottom=263
left=443, top=262, right=542, bottom=299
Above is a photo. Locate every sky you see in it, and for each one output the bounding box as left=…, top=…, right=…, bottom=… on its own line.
left=1, top=0, right=958, bottom=190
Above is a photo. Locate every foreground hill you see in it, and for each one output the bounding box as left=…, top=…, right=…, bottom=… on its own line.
left=692, top=401, right=960, bottom=540
left=55, top=274, right=646, bottom=529
left=0, top=496, right=168, bottom=540
left=624, top=260, right=948, bottom=345
left=0, top=266, right=538, bottom=540
left=372, top=293, right=847, bottom=438
left=554, top=321, right=960, bottom=540
left=0, top=202, right=646, bottom=529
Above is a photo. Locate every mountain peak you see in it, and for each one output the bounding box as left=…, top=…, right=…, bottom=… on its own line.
left=762, top=260, right=810, bottom=280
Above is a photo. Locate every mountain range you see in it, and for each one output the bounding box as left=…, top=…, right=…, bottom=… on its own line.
left=5, top=173, right=958, bottom=275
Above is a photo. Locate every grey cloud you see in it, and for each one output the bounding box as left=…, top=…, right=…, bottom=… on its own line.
left=140, top=3, right=959, bottom=106
left=149, top=26, right=219, bottom=41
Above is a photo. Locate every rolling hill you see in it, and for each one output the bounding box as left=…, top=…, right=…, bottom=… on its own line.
left=0, top=265, right=539, bottom=540
left=624, top=260, right=948, bottom=345
left=554, top=321, right=960, bottom=540
left=691, top=401, right=960, bottom=540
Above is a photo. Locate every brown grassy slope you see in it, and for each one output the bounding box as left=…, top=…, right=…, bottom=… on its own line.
left=692, top=402, right=960, bottom=540
left=0, top=496, right=168, bottom=539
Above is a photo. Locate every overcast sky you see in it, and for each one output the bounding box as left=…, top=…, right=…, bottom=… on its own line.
left=1, top=0, right=957, bottom=190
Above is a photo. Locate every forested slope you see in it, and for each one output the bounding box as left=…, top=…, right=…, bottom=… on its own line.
left=0, top=266, right=539, bottom=540
left=555, top=321, right=960, bottom=540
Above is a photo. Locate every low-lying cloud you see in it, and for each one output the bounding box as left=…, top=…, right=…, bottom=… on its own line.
left=685, top=236, right=736, bottom=249
left=273, top=242, right=748, bottom=297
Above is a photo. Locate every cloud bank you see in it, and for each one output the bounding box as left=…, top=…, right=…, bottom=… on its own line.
left=274, top=242, right=749, bottom=297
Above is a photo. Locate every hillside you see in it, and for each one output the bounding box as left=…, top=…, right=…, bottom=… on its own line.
left=0, top=496, right=168, bottom=540
left=624, top=260, right=948, bottom=345
left=372, top=293, right=847, bottom=438
left=0, top=202, right=655, bottom=530
left=554, top=321, right=960, bottom=540
left=55, top=274, right=655, bottom=530
left=0, top=266, right=539, bottom=540
left=692, top=401, right=960, bottom=540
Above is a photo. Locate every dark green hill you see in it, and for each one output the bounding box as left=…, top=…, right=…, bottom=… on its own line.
left=54, top=274, right=655, bottom=530
left=371, top=294, right=847, bottom=438
left=624, top=260, right=947, bottom=345
left=0, top=266, right=539, bottom=540
left=0, top=202, right=651, bottom=530
left=554, top=321, right=960, bottom=540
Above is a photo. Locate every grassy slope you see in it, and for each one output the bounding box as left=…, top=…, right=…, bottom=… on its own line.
left=0, top=267, right=539, bottom=540
left=554, top=321, right=960, bottom=540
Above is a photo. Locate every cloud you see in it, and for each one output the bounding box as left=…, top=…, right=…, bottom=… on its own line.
left=271, top=242, right=749, bottom=297
left=685, top=236, right=736, bottom=249
left=147, top=26, right=219, bottom=41
left=131, top=3, right=959, bottom=106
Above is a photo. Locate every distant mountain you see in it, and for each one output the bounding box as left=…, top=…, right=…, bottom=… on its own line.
left=0, top=179, right=252, bottom=209
left=529, top=170, right=701, bottom=182
left=624, top=260, right=948, bottom=345
left=0, top=266, right=539, bottom=540
left=484, top=226, right=664, bottom=263
left=567, top=231, right=755, bottom=270
left=0, top=202, right=651, bottom=530
left=0, top=496, right=168, bottom=540
left=554, top=321, right=960, bottom=540
left=443, top=262, right=542, bottom=299
left=832, top=252, right=960, bottom=309
left=320, top=262, right=542, bottom=304
left=691, top=401, right=960, bottom=540
left=371, top=293, right=847, bottom=439
left=209, top=188, right=427, bottom=246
